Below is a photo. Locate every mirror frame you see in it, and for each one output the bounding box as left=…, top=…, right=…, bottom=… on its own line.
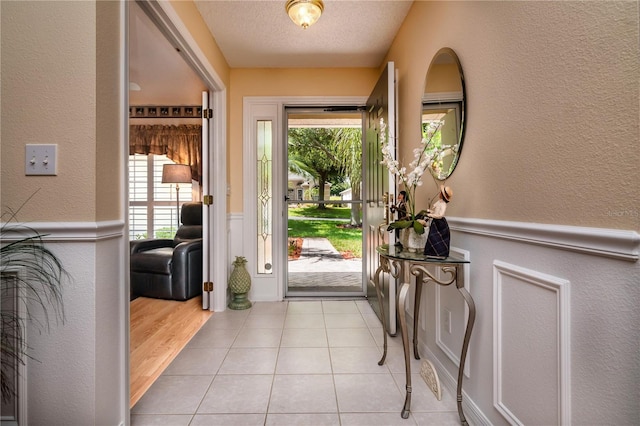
left=422, top=47, right=466, bottom=181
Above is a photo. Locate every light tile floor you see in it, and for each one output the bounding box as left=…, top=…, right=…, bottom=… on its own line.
left=131, top=299, right=460, bottom=426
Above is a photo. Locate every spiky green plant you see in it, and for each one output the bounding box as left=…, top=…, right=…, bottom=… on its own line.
left=1, top=195, right=68, bottom=403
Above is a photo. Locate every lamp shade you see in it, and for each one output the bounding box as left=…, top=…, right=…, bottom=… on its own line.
left=162, top=164, right=192, bottom=184
left=285, top=0, right=324, bottom=29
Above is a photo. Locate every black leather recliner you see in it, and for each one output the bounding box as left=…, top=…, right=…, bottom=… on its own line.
left=130, top=202, right=203, bottom=301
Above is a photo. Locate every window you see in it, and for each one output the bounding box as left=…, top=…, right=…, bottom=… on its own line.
left=129, top=154, right=193, bottom=239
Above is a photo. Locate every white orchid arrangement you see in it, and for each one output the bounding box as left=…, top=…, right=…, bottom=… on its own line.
left=380, top=118, right=444, bottom=235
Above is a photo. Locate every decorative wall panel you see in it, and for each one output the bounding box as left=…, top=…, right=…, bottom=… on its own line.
left=493, top=260, right=571, bottom=425
left=435, top=247, right=471, bottom=378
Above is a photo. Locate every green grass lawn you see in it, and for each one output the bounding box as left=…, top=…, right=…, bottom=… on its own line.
left=287, top=205, right=351, bottom=219
left=288, top=219, right=362, bottom=258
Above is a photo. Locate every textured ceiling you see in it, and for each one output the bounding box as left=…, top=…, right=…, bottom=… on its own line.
left=129, top=1, right=206, bottom=105
left=129, top=1, right=413, bottom=104
left=194, top=0, right=414, bottom=68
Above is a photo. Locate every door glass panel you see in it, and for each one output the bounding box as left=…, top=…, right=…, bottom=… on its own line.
left=257, top=120, right=273, bottom=274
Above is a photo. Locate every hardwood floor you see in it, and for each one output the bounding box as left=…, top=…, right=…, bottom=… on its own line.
left=129, top=296, right=213, bottom=408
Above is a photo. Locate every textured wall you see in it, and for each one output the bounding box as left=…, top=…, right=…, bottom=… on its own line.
left=1, top=1, right=97, bottom=221
left=386, top=2, right=640, bottom=424
left=387, top=1, right=639, bottom=230
left=1, top=2, right=128, bottom=424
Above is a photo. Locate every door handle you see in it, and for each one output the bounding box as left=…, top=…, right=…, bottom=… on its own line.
left=382, top=192, right=389, bottom=224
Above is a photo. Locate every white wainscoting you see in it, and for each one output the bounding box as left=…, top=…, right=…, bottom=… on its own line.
left=0, top=267, right=28, bottom=425
left=229, top=212, right=281, bottom=303
left=492, top=261, right=571, bottom=425
left=402, top=218, right=639, bottom=426
left=1, top=220, right=128, bottom=425
left=435, top=247, right=472, bottom=379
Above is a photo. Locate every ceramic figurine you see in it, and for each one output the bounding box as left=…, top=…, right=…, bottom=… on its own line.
left=424, top=185, right=453, bottom=258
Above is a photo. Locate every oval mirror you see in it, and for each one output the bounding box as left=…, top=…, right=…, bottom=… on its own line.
left=422, top=47, right=466, bottom=180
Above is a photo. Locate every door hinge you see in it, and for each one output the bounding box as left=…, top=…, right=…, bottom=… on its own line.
left=203, top=195, right=213, bottom=205
left=202, top=108, right=213, bottom=119
left=203, top=281, right=214, bottom=292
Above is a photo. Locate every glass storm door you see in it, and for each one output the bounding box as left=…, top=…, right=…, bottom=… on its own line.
left=285, top=108, right=365, bottom=298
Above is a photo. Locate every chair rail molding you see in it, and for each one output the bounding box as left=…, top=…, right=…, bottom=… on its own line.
left=448, top=217, right=639, bottom=261
left=0, top=220, right=125, bottom=242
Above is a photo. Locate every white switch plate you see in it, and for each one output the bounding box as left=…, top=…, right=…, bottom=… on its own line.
left=25, top=144, right=58, bottom=175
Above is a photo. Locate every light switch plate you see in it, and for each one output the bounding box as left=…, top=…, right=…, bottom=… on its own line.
left=25, top=144, right=57, bottom=175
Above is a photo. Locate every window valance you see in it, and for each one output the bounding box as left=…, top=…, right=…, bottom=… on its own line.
left=129, top=124, right=202, bottom=183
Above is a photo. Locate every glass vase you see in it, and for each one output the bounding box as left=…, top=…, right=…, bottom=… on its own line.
left=400, top=227, right=428, bottom=253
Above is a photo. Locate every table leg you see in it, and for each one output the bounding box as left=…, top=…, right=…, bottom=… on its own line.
left=398, top=282, right=412, bottom=419
left=413, top=274, right=423, bottom=360
left=456, top=285, right=476, bottom=426
left=372, top=263, right=388, bottom=366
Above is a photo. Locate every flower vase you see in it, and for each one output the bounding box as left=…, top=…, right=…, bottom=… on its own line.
left=400, top=227, right=428, bottom=253
left=228, top=256, right=252, bottom=310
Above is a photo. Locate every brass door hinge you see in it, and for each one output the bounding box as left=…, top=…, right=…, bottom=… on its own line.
left=203, top=195, right=213, bottom=205
left=203, top=281, right=214, bottom=292
left=202, top=108, right=213, bottom=119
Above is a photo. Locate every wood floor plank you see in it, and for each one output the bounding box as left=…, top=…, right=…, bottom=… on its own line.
left=129, top=296, right=212, bottom=408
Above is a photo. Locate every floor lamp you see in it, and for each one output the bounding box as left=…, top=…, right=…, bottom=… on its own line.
left=162, top=164, right=192, bottom=231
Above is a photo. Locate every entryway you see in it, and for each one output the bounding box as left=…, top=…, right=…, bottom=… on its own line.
left=284, top=108, right=365, bottom=297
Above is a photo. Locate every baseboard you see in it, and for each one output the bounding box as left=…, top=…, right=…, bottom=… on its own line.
left=414, top=329, right=492, bottom=426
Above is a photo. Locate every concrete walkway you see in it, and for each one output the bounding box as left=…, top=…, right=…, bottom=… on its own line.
left=288, top=237, right=362, bottom=289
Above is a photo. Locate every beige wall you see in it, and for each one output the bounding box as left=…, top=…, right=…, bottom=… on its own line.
left=169, top=0, right=230, bottom=87
left=96, top=1, right=124, bottom=221
left=1, top=1, right=101, bottom=221
left=386, top=0, right=639, bottom=230
left=228, top=67, right=379, bottom=212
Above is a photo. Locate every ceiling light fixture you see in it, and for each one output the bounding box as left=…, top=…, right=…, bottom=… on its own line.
left=285, top=0, right=324, bottom=29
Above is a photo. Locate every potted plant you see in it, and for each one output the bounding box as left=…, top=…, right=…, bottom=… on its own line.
left=1, top=196, right=68, bottom=404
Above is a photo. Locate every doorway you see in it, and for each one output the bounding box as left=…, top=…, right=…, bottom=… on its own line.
left=127, top=0, right=228, bottom=408
left=284, top=108, right=366, bottom=297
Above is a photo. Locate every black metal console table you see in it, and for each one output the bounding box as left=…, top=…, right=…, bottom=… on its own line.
left=372, top=245, right=475, bottom=424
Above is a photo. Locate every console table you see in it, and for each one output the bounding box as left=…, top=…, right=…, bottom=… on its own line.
left=372, top=245, right=475, bottom=424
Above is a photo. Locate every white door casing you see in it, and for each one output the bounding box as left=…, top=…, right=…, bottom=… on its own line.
left=242, top=97, right=367, bottom=302
left=136, top=0, right=228, bottom=311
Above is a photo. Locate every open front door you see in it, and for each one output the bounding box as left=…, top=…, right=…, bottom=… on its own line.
left=364, top=62, right=397, bottom=335
left=201, top=91, right=213, bottom=310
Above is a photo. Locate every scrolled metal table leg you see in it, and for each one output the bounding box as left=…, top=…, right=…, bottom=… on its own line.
left=398, top=282, right=412, bottom=419
left=412, top=273, right=423, bottom=360
left=372, top=261, right=388, bottom=366
left=456, top=284, right=476, bottom=426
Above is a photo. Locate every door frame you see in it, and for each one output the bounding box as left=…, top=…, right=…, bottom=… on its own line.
left=133, top=0, right=228, bottom=312
left=242, top=97, right=367, bottom=302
